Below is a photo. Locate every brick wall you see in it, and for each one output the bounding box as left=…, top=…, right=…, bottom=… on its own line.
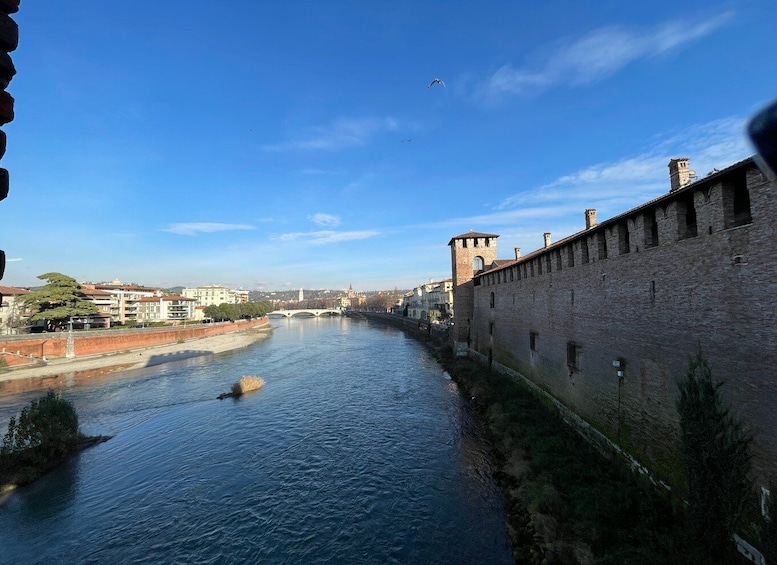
left=0, top=318, right=268, bottom=367
left=460, top=159, right=776, bottom=490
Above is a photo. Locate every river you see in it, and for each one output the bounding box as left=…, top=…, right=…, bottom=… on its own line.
left=0, top=317, right=513, bottom=564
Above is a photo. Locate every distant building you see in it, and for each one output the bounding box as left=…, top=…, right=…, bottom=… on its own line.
left=78, top=287, right=114, bottom=329
left=137, top=295, right=196, bottom=324
left=0, top=285, right=30, bottom=335
left=81, top=281, right=158, bottom=324
left=182, top=285, right=249, bottom=307
left=404, top=279, right=454, bottom=322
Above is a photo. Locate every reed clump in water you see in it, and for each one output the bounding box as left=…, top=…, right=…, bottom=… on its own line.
left=231, top=376, right=265, bottom=395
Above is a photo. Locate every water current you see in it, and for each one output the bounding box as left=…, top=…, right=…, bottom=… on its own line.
left=0, top=317, right=513, bottom=564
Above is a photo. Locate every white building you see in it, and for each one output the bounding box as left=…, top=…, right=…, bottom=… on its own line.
left=0, top=285, right=30, bottom=335
left=404, top=279, right=453, bottom=322
left=137, top=295, right=196, bottom=324
left=80, top=282, right=158, bottom=324
left=182, top=285, right=249, bottom=307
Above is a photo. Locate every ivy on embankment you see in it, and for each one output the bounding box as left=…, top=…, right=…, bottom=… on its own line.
left=435, top=347, right=687, bottom=565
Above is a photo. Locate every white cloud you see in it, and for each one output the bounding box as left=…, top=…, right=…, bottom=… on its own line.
left=162, top=222, right=255, bottom=236
left=483, top=12, right=733, bottom=96
left=274, top=229, right=380, bottom=245
left=5, top=257, right=22, bottom=262
left=422, top=113, right=751, bottom=249
left=309, top=213, right=341, bottom=227
left=497, top=114, right=750, bottom=212
left=262, top=116, right=400, bottom=152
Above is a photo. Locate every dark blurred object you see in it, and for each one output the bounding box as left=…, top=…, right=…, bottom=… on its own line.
left=748, top=99, right=777, bottom=178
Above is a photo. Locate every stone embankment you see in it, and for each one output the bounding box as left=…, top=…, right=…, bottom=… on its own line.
left=0, top=318, right=268, bottom=369
left=0, top=319, right=272, bottom=387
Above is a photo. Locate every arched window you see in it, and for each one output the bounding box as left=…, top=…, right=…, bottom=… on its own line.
left=473, top=256, right=484, bottom=270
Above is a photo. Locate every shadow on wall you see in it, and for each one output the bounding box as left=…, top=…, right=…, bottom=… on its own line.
left=143, top=350, right=214, bottom=367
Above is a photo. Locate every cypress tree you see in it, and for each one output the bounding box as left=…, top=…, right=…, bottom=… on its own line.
left=676, top=350, right=753, bottom=563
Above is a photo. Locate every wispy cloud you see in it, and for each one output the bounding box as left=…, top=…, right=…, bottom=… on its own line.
left=262, top=117, right=400, bottom=152
left=274, top=230, right=380, bottom=245
left=422, top=114, right=751, bottom=249
left=483, top=12, right=733, bottom=97
left=5, top=257, right=22, bottom=262
left=162, top=222, right=255, bottom=236
left=309, top=213, right=341, bottom=227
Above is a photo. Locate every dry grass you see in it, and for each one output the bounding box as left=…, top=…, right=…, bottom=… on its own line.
left=231, top=376, right=265, bottom=395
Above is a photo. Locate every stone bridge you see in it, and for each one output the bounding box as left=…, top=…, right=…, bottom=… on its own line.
left=268, top=308, right=343, bottom=318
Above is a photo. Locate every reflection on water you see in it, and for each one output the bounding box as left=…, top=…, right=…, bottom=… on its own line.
left=0, top=318, right=512, bottom=564
left=0, top=363, right=138, bottom=396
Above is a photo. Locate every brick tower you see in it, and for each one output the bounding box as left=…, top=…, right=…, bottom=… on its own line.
left=448, top=231, right=498, bottom=356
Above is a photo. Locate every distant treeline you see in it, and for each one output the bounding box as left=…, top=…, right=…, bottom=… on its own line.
left=202, top=301, right=273, bottom=322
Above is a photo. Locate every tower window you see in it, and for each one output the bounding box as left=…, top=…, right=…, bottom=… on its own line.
left=567, top=342, right=581, bottom=374
left=473, top=256, right=484, bottom=271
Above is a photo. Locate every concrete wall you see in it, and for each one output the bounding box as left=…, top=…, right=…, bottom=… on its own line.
left=463, top=159, right=776, bottom=490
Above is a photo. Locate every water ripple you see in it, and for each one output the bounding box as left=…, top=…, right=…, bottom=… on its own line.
left=0, top=318, right=512, bottom=564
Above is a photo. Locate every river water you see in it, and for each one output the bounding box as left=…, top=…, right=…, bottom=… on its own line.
left=0, top=317, right=513, bottom=564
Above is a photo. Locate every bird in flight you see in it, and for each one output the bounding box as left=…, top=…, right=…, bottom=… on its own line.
left=428, top=78, right=445, bottom=88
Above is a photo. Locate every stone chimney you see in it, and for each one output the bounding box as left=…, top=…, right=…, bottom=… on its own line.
left=543, top=233, right=552, bottom=248
left=585, top=209, right=597, bottom=229
left=514, top=247, right=521, bottom=259
left=668, top=157, right=697, bottom=192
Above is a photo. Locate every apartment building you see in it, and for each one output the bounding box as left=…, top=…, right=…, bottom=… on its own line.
left=182, top=285, right=249, bottom=307
left=81, top=281, right=158, bottom=324
left=137, top=295, right=196, bottom=324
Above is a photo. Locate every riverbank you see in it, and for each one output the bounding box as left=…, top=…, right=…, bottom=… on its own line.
left=353, top=313, right=688, bottom=564
left=0, top=325, right=274, bottom=387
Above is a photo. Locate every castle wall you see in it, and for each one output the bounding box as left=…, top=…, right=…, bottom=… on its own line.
left=466, top=160, right=776, bottom=489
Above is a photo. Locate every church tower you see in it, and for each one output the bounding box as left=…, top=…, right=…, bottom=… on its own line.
left=448, top=231, right=499, bottom=355
left=298, top=287, right=303, bottom=302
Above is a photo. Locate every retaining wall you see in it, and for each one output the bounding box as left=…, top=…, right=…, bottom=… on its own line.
left=0, top=318, right=268, bottom=368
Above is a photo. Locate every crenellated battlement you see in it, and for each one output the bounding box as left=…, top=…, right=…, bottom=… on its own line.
left=450, top=155, right=777, bottom=500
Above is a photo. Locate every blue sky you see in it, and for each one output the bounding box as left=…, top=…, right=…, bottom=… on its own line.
left=1, top=1, right=776, bottom=292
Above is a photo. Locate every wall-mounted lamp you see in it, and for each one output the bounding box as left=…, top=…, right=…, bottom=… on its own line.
left=612, top=360, right=621, bottom=368
left=617, top=370, right=624, bottom=378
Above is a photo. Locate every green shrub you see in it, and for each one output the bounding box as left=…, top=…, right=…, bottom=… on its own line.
left=1, top=391, right=81, bottom=481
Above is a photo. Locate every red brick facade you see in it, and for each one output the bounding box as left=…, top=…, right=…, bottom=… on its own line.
left=0, top=318, right=268, bottom=368
left=453, top=157, right=776, bottom=493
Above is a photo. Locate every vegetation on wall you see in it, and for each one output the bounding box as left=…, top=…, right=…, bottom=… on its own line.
left=436, top=348, right=684, bottom=564
left=20, top=272, right=97, bottom=331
